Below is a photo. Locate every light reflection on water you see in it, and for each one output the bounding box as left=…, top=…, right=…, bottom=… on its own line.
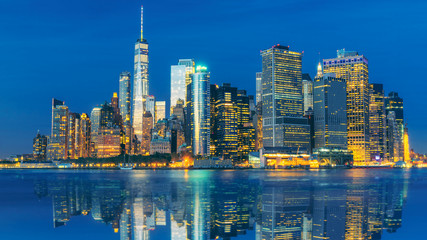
left=0, top=169, right=423, bottom=240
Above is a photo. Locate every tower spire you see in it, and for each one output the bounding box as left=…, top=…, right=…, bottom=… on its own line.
left=141, top=5, right=144, bottom=42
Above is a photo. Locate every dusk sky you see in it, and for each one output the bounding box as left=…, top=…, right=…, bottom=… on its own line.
left=1, top=0, right=426, bottom=158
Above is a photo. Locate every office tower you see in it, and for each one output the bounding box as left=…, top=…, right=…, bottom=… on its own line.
left=47, top=99, right=69, bottom=160
left=313, top=67, right=347, bottom=149
left=169, top=116, right=185, bottom=153
left=155, top=101, right=166, bottom=123
left=119, top=71, right=132, bottom=153
left=323, top=49, right=370, bottom=164
left=260, top=44, right=310, bottom=151
left=385, top=92, right=404, bottom=137
left=141, top=112, right=153, bottom=155
left=369, top=84, right=386, bottom=161
left=133, top=6, right=149, bottom=143
left=255, top=102, right=263, bottom=150
left=171, top=64, right=186, bottom=114
left=302, top=73, right=313, bottom=114
left=210, top=83, right=239, bottom=159
left=78, top=113, right=91, bottom=158
left=236, top=90, right=255, bottom=160
left=90, top=107, right=101, bottom=136
left=256, top=72, right=262, bottom=104
left=178, top=59, right=195, bottom=102
left=96, top=103, right=122, bottom=158
left=146, top=95, right=155, bottom=123
left=33, top=130, right=48, bottom=161
left=171, top=99, right=185, bottom=123
left=190, top=66, right=211, bottom=156
left=67, top=112, right=80, bottom=159
left=386, top=112, right=402, bottom=162
left=111, top=92, right=121, bottom=125
left=150, top=120, right=172, bottom=155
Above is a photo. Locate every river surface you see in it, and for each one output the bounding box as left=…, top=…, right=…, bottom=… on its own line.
left=0, top=169, right=426, bottom=240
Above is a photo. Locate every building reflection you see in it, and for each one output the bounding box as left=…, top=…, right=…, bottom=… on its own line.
left=32, top=171, right=408, bottom=240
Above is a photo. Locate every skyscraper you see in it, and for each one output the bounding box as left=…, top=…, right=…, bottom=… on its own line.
left=256, top=72, right=262, bottom=104
left=119, top=71, right=132, bottom=153
left=155, top=101, right=166, bottom=123
left=170, top=64, right=186, bottom=114
left=141, top=112, right=153, bottom=155
left=178, top=59, right=195, bottom=103
left=369, top=84, right=386, bottom=161
left=385, top=92, right=404, bottom=138
left=313, top=66, right=347, bottom=149
left=47, top=99, right=69, bottom=160
left=323, top=49, right=370, bottom=164
left=133, top=6, right=149, bottom=143
left=302, top=73, right=313, bottom=113
left=146, top=95, right=155, bottom=123
left=260, top=44, right=310, bottom=151
left=190, top=66, right=210, bottom=156
left=33, top=131, right=48, bottom=161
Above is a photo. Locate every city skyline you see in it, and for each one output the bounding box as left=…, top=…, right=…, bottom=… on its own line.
left=1, top=0, right=427, bottom=158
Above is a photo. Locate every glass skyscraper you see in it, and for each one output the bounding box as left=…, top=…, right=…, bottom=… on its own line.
left=323, top=49, right=370, bottom=164
left=155, top=101, right=166, bottom=123
left=170, top=65, right=186, bottom=113
left=132, top=6, right=149, bottom=143
left=260, top=45, right=310, bottom=151
left=369, top=83, right=386, bottom=161
left=119, top=71, right=131, bottom=153
left=313, top=68, right=347, bottom=149
left=47, top=98, right=69, bottom=160
left=302, top=73, right=313, bottom=113
left=190, top=66, right=211, bottom=156
left=256, top=72, right=262, bottom=104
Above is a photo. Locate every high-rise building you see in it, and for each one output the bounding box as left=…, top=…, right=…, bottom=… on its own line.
left=323, top=49, right=370, bottom=164
left=78, top=113, right=91, bottom=158
left=47, top=99, right=69, bottom=160
left=369, top=84, right=386, bottom=161
left=190, top=66, right=210, bottom=156
left=403, top=124, right=410, bottom=163
left=386, top=112, right=403, bottom=162
left=178, top=59, right=195, bottom=103
left=155, top=101, right=166, bottom=123
left=210, top=83, right=239, bottom=159
left=119, top=71, right=132, bottom=153
left=256, top=72, right=262, bottom=104
left=141, top=112, right=153, bottom=155
left=132, top=6, right=149, bottom=143
left=67, top=112, right=80, bottom=159
left=302, top=73, right=313, bottom=113
left=171, top=64, right=186, bottom=114
left=260, top=44, right=310, bottom=151
left=33, top=130, right=48, bottom=161
left=385, top=92, right=404, bottom=137
left=313, top=67, right=347, bottom=149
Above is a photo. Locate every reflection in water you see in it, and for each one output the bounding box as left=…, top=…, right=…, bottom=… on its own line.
left=29, top=170, right=408, bottom=240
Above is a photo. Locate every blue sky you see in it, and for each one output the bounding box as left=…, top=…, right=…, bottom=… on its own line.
left=1, top=0, right=426, bottom=158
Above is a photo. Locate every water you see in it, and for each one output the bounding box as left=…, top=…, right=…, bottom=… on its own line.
left=0, top=169, right=426, bottom=240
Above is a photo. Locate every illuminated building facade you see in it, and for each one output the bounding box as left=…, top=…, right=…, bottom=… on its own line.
left=155, top=101, right=166, bottom=123
left=210, top=83, right=239, bottom=160
left=256, top=72, right=262, bottom=104
left=302, top=73, right=313, bottom=113
left=403, top=125, right=410, bottom=162
left=141, top=112, right=153, bottom=155
left=178, top=59, right=195, bottom=103
left=78, top=113, right=91, bottom=158
left=146, top=95, right=155, bottom=124
left=47, top=99, right=69, bottom=160
left=323, top=49, right=370, bottom=164
left=386, top=111, right=403, bottom=162
left=260, top=45, right=310, bottom=151
left=132, top=6, right=149, bottom=143
left=96, top=127, right=121, bottom=158
left=33, top=131, right=48, bottom=161
left=385, top=92, right=404, bottom=138
left=313, top=70, right=347, bottom=149
left=190, top=66, right=210, bottom=156
left=119, top=71, right=132, bottom=153
left=171, top=64, right=186, bottom=113
left=369, top=83, right=386, bottom=161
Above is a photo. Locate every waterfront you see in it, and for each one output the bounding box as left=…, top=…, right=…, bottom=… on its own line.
left=0, top=169, right=426, bottom=239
